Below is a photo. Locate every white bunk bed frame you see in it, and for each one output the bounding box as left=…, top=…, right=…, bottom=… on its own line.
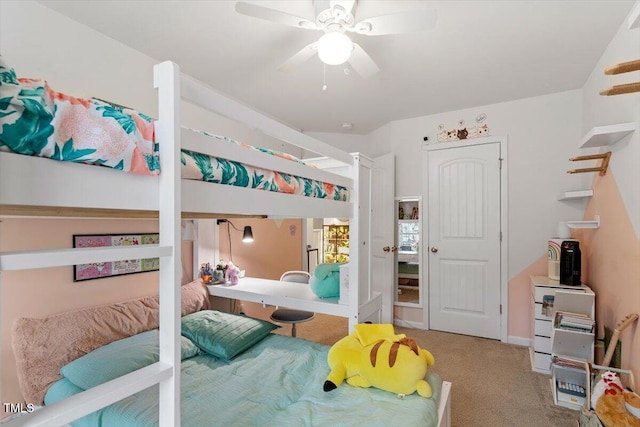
left=0, top=61, right=387, bottom=426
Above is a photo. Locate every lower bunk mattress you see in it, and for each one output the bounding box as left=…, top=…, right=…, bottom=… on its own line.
left=44, top=333, right=442, bottom=427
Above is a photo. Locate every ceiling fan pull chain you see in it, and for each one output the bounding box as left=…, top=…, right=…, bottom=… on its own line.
left=322, top=63, right=328, bottom=91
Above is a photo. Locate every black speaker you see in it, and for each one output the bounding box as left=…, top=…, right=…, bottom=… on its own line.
left=559, top=241, right=581, bottom=286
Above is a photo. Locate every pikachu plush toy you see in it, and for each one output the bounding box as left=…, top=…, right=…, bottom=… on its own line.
left=324, top=323, right=435, bottom=398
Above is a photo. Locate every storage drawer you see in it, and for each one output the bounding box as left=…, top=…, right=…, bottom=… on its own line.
left=534, top=286, right=584, bottom=303
left=535, top=319, right=552, bottom=337
left=552, top=363, right=588, bottom=409
left=534, top=302, right=553, bottom=320
left=551, top=328, right=595, bottom=362
left=533, top=351, right=551, bottom=373
left=534, top=335, right=552, bottom=354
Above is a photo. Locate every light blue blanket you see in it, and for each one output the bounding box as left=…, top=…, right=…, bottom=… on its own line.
left=46, top=334, right=441, bottom=427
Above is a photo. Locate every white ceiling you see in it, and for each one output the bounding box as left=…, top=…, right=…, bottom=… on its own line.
left=38, top=0, right=635, bottom=135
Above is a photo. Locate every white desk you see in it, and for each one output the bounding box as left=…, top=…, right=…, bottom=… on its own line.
left=207, top=277, right=382, bottom=321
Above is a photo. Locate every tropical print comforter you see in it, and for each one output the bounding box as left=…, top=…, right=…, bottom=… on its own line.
left=0, top=59, right=348, bottom=201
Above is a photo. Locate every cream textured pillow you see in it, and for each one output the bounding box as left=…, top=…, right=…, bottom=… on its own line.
left=12, top=296, right=160, bottom=405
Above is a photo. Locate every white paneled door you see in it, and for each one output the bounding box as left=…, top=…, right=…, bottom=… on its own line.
left=428, top=142, right=501, bottom=339
left=371, top=153, right=395, bottom=324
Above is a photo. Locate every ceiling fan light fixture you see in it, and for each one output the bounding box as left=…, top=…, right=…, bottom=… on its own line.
left=317, top=32, right=353, bottom=65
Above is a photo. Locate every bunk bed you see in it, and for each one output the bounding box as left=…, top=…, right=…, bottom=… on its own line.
left=0, top=61, right=451, bottom=426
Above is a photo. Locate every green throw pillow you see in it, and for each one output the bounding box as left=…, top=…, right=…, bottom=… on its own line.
left=181, top=310, right=279, bottom=360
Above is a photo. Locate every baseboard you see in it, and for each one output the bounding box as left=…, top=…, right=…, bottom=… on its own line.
left=508, top=335, right=531, bottom=347
left=393, top=318, right=425, bottom=329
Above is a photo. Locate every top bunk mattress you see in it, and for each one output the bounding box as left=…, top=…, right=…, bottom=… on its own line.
left=0, top=60, right=349, bottom=202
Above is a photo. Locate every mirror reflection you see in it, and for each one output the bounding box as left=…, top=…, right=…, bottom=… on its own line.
left=396, top=198, right=421, bottom=306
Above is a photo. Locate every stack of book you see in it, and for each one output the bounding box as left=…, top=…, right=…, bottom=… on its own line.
left=551, top=355, right=586, bottom=369
left=555, top=311, right=595, bottom=333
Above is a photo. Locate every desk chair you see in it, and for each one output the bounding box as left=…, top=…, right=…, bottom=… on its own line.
left=270, top=271, right=314, bottom=337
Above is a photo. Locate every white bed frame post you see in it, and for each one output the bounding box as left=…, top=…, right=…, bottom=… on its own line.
left=153, top=61, right=182, bottom=427
left=348, top=153, right=373, bottom=332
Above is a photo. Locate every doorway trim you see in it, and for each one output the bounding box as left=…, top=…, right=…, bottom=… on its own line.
left=422, top=136, right=509, bottom=343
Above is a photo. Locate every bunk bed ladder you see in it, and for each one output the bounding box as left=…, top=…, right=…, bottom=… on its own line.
left=154, top=60, right=182, bottom=427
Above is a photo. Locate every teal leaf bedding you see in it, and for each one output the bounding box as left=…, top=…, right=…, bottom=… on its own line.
left=45, top=334, right=441, bottom=427
left=0, top=59, right=349, bottom=201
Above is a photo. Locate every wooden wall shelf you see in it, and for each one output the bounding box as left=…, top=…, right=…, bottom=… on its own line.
left=568, top=152, right=611, bottom=176
left=600, top=82, right=640, bottom=96
left=601, top=57, right=640, bottom=96
left=605, top=59, right=640, bottom=75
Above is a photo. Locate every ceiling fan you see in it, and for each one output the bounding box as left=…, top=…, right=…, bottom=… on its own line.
left=235, top=0, right=437, bottom=78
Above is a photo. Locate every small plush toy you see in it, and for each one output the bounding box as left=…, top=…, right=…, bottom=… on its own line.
left=324, top=324, right=435, bottom=398
left=593, top=372, right=640, bottom=427
left=309, top=263, right=341, bottom=298
left=592, top=371, right=624, bottom=409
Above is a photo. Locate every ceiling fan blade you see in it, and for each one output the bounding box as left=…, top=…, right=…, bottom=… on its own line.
left=349, top=43, right=379, bottom=78
left=235, top=2, right=317, bottom=30
left=278, top=42, right=318, bottom=72
left=330, top=0, right=356, bottom=14
left=350, top=9, right=437, bottom=36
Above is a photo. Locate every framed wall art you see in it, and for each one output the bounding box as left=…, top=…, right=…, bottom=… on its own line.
left=73, top=233, right=160, bottom=282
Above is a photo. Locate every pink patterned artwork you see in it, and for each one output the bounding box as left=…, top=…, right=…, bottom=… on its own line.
left=73, top=233, right=159, bottom=282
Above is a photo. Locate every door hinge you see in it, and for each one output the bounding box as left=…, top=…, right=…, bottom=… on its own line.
left=498, top=157, right=503, bottom=169
left=500, top=304, right=502, bottom=314
left=500, top=231, right=503, bottom=242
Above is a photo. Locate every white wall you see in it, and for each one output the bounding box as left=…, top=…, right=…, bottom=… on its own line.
left=362, top=4, right=640, bottom=338
left=303, top=132, right=367, bottom=157
left=0, top=0, right=303, bottom=159
left=365, top=90, right=589, bottom=331
left=581, top=9, right=640, bottom=237
left=387, top=90, right=585, bottom=279
left=364, top=123, right=393, bottom=159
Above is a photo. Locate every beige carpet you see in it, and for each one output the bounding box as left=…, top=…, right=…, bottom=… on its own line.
left=247, top=306, right=579, bottom=427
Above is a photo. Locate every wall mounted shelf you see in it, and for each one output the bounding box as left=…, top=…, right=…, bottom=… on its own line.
left=566, top=216, right=600, bottom=229
left=567, top=152, right=611, bottom=176
left=605, top=59, right=640, bottom=75
left=557, top=190, right=593, bottom=201
left=578, top=122, right=635, bottom=149
left=600, top=82, right=640, bottom=96
left=601, top=55, right=640, bottom=96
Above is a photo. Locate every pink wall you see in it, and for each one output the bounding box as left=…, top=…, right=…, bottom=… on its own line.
left=509, top=169, right=639, bottom=387
left=573, top=171, right=640, bottom=387
left=211, top=218, right=304, bottom=323
left=1, top=216, right=300, bottom=410
left=217, top=218, right=303, bottom=280
left=0, top=218, right=193, bottom=412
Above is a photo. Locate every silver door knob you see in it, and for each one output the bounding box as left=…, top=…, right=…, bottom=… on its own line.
left=430, top=247, right=438, bottom=253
